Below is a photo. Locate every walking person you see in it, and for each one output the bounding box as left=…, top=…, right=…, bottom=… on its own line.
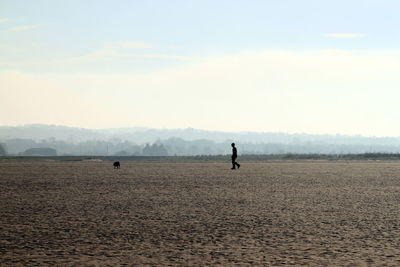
left=231, top=143, right=240, bottom=170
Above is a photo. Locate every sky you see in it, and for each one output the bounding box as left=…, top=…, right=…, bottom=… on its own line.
left=1, top=0, right=400, bottom=136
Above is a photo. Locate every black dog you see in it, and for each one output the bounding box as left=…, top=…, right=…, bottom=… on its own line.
left=113, top=161, right=120, bottom=169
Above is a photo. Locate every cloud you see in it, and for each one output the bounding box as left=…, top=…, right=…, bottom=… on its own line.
left=319, top=49, right=352, bottom=54
left=323, top=33, right=364, bottom=38
left=0, top=71, right=107, bottom=127
left=167, top=45, right=184, bottom=50
left=0, top=18, right=9, bottom=23
left=0, top=48, right=190, bottom=68
left=59, top=41, right=189, bottom=64
left=63, top=42, right=189, bottom=63
left=64, top=48, right=117, bottom=62
left=125, top=53, right=190, bottom=60
left=6, top=24, right=42, bottom=32
left=116, top=41, right=154, bottom=49
left=3, top=49, right=400, bottom=135
left=64, top=50, right=189, bottom=63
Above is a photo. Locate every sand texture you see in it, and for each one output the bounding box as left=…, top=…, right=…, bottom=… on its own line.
left=2, top=160, right=400, bottom=266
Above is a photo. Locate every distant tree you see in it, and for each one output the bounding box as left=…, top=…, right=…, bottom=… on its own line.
left=142, top=144, right=151, bottom=156
left=4, top=138, right=36, bottom=155
left=23, top=147, right=57, bottom=156
left=142, top=143, right=168, bottom=156
left=155, top=144, right=168, bottom=156
left=0, top=144, right=6, bottom=156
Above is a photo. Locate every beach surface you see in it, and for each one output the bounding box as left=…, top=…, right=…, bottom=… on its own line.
left=1, top=160, right=400, bottom=266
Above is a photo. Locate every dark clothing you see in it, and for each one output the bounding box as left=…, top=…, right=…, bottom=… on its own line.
left=232, top=147, right=237, bottom=157
left=231, top=147, right=240, bottom=169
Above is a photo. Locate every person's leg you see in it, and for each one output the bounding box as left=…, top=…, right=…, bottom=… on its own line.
left=236, top=161, right=240, bottom=169
left=231, top=157, right=236, bottom=169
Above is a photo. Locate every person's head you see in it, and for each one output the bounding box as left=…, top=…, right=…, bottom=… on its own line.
left=231, top=143, right=235, bottom=147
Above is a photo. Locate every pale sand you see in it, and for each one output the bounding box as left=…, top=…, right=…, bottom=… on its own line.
left=1, top=160, right=400, bottom=266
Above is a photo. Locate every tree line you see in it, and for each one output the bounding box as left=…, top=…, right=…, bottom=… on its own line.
left=3, top=137, right=400, bottom=156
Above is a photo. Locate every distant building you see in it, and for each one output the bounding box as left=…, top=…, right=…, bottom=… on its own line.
left=23, top=147, right=57, bottom=156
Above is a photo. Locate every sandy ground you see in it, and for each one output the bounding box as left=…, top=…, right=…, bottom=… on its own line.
left=2, top=160, right=400, bottom=266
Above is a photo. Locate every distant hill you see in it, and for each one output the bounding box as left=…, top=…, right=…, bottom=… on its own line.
left=2, top=124, right=400, bottom=145
left=2, top=124, right=400, bottom=156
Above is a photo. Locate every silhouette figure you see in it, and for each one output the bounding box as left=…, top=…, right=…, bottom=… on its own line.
left=113, top=161, right=120, bottom=169
left=231, top=143, right=240, bottom=170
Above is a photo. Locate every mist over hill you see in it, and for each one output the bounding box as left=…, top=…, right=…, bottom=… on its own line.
left=2, top=124, right=400, bottom=156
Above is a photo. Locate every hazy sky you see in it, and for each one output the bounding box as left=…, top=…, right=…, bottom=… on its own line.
left=1, top=0, right=400, bottom=136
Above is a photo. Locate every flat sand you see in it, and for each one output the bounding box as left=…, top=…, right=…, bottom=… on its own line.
left=1, top=160, right=400, bottom=266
